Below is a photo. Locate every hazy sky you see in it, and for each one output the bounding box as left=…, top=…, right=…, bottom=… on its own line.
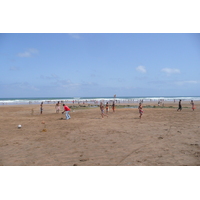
left=1, top=33, right=200, bottom=98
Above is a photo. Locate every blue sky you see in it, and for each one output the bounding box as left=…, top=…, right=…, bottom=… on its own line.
left=0, top=33, right=200, bottom=98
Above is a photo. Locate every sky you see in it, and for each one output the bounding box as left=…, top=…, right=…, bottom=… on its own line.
left=0, top=33, right=200, bottom=98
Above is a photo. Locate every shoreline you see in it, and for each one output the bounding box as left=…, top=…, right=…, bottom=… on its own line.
left=1, top=96, right=200, bottom=106
left=1, top=100, right=199, bottom=108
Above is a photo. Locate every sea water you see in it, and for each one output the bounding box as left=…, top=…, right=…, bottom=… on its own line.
left=0, top=96, right=200, bottom=105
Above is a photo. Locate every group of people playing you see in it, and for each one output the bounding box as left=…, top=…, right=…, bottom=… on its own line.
left=99, top=101, right=144, bottom=119
left=55, top=101, right=71, bottom=120
left=40, top=99, right=196, bottom=120
left=40, top=101, right=71, bottom=120
left=99, top=102, right=116, bottom=118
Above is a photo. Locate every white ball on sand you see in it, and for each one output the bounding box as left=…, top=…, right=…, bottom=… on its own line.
left=18, top=125, right=22, bottom=128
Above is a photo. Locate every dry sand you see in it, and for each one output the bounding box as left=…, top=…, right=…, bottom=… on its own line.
left=0, top=101, right=200, bottom=166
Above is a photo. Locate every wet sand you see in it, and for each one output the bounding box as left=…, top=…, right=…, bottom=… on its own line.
left=0, top=101, right=200, bottom=166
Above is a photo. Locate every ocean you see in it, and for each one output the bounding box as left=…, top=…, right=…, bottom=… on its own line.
left=0, top=96, right=200, bottom=105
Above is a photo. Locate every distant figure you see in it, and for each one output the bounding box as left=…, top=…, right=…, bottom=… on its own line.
left=138, top=103, right=143, bottom=119
left=55, top=101, right=60, bottom=113
left=191, top=100, right=195, bottom=111
left=177, top=100, right=182, bottom=111
left=106, top=102, right=109, bottom=114
left=112, top=101, right=115, bottom=112
left=40, top=102, right=43, bottom=114
left=62, top=104, right=71, bottom=120
left=100, top=102, right=108, bottom=118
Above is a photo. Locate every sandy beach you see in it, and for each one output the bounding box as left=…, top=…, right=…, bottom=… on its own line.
left=0, top=101, right=200, bottom=166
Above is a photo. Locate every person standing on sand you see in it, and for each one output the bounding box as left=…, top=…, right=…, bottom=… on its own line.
left=177, top=100, right=182, bottom=111
left=62, top=104, right=71, bottom=120
left=55, top=101, right=60, bottom=113
left=138, top=103, right=143, bottom=119
left=191, top=100, right=195, bottom=111
left=106, top=102, right=109, bottom=114
left=40, top=102, right=43, bottom=114
left=112, top=101, right=115, bottom=112
left=100, top=102, right=108, bottom=118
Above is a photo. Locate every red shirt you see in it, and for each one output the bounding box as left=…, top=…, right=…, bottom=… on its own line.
left=64, top=105, right=70, bottom=111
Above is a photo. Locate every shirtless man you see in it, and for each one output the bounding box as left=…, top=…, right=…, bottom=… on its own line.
left=177, top=100, right=182, bottom=111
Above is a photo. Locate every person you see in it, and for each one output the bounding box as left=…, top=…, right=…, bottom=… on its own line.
left=191, top=100, right=195, bottom=111
left=177, top=100, right=182, bottom=111
left=55, top=101, right=60, bottom=113
left=62, top=104, right=71, bottom=120
left=106, top=102, right=109, bottom=114
left=100, top=102, right=108, bottom=118
left=138, top=103, right=143, bottom=119
left=112, top=101, right=115, bottom=112
left=40, top=102, right=43, bottom=114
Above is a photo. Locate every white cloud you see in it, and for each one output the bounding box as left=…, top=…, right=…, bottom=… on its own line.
left=9, top=66, right=20, bottom=71
left=40, top=74, right=81, bottom=90
left=18, top=52, right=31, bottom=57
left=175, top=80, right=199, bottom=85
left=9, top=82, right=39, bottom=91
left=161, top=68, right=180, bottom=75
left=40, top=74, right=59, bottom=80
left=61, top=82, right=80, bottom=88
left=186, top=80, right=199, bottom=84
left=17, top=48, right=38, bottom=57
left=136, top=65, right=146, bottom=73
left=68, top=33, right=80, bottom=39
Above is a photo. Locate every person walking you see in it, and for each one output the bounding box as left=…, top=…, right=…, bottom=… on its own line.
left=100, top=102, right=108, bottom=118
left=177, top=100, right=182, bottom=111
left=138, top=103, right=143, bottom=119
left=62, top=104, right=71, bottom=120
left=112, top=101, right=115, bottom=112
left=106, top=102, right=109, bottom=114
left=55, top=101, right=60, bottom=113
left=191, top=100, right=195, bottom=111
left=40, top=102, right=43, bottom=114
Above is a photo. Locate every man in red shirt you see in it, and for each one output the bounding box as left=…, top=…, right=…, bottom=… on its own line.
left=62, top=104, right=71, bottom=120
